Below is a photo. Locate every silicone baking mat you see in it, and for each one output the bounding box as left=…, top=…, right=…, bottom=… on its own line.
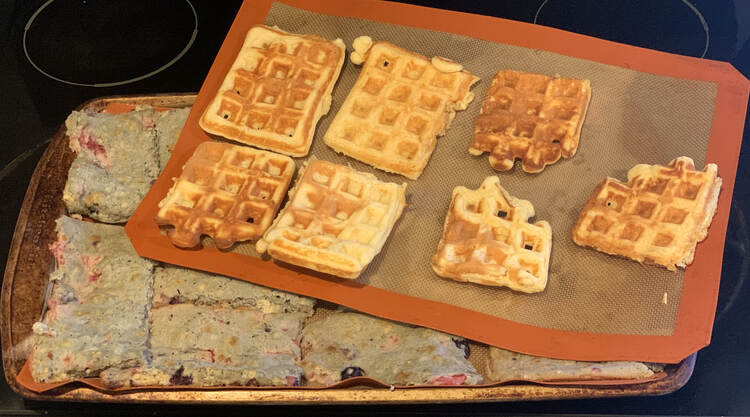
left=125, top=0, right=749, bottom=363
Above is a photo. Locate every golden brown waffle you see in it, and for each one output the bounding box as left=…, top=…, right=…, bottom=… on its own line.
left=323, top=36, right=478, bottom=179
left=470, top=70, right=591, bottom=173
left=432, top=176, right=552, bottom=293
left=156, top=141, right=294, bottom=249
left=199, top=25, right=345, bottom=157
left=256, top=159, right=407, bottom=279
left=572, top=157, right=721, bottom=270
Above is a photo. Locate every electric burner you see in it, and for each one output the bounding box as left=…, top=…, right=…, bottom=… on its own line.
left=534, top=0, right=709, bottom=58
left=23, top=0, right=197, bottom=87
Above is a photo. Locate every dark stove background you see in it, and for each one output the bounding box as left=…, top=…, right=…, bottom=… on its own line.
left=1, top=0, right=749, bottom=415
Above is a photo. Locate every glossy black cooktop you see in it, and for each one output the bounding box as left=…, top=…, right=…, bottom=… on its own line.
left=1, top=0, right=748, bottom=415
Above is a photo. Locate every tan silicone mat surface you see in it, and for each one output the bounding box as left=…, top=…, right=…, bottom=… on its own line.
left=204, top=2, right=720, bottom=336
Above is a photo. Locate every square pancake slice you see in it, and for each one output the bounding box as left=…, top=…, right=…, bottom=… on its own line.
left=200, top=25, right=346, bottom=157
left=300, top=312, right=483, bottom=386
left=156, top=141, right=294, bottom=249
left=487, top=347, right=655, bottom=382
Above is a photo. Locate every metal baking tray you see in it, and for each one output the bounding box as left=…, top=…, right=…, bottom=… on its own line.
left=1, top=94, right=694, bottom=403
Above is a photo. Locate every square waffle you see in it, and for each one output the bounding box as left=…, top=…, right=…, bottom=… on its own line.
left=431, top=176, right=552, bottom=293
left=156, top=141, right=294, bottom=249
left=470, top=70, right=591, bottom=173
left=323, top=36, right=479, bottom=179
left=256, top=159, right=407, bottom=279
left=572, top=157, right=722, bottom=271
left=199, top=25, right=346, bottom=157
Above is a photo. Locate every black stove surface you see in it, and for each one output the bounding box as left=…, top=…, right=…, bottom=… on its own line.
left=22, top=0, right=198, bottom=87
left=1, top=0, right=749, bottom=415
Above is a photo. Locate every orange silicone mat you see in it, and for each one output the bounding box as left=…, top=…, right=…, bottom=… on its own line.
left=125, top=0, right=750, bottom=363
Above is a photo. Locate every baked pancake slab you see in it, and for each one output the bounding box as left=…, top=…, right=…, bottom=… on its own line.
left=300, top=312, right=482, bottom=386
left=487, top=347, right=654, bottom=382
left=432, top=176, right=552, bottom=293
left=30, top=217, right=155, bottom=383
left=572, top=156, right=721, bottom=270
left=470, top=70, right=591, bottom=173
left=151, top=266, right=315, bottom=314
left=256, top=159, right=406, bottom=279
left=155, top=107, right=191, bottom=171
left=156, top=141, right=295, bottom=249
left=324, top=37, right=479, bottom=179
left=200, top=25, right=345, bottom=157
left=102, top=303, right=308, bottom=387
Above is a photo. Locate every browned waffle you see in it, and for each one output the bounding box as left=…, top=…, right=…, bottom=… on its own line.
left=470, top=70, right=591, bottom=173
left=431, top=176, right=552, bottom=293
left=199, top=25, right=345, bottom=157
left=156, top=142, right=294, bottom=249
left=324, top=37, right=478, bottom=179
left=572, top=157, right=721, bottom=270
left=257, top=159, right=407, bottom=279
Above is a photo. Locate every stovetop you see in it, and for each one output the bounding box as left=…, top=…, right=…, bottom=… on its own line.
left=1, top=0, right=748, bottom=415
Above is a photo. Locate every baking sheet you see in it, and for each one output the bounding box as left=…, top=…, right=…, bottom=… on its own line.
left=1, top=94, right=694, bottom=402
left=124, top=0, right=750, bottom=363
left=15, top=301, right=666, bottom=394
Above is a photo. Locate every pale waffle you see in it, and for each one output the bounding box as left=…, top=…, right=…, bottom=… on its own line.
left=470, top=70, right=591, bottom=173
left=156, top=141, right=294, bottom=249
left=199, top=25, right=345, bottom=157
left=256, top=159, right=406, bottom=279
left=432, top=176, right=552, bottom=293
left=323, top=37, right=479, bottom=179
left=572, top=156, right=722, bottom=271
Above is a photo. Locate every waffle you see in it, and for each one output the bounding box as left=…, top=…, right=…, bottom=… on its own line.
left=156, top=141, right=295, bottom=249
left=256, top=159, right=407, bottom=279
left=572, top=157, right=722, bottom=271
left=470, top=70, right=591, bottom=173
left=199, top=25, right=345, bottom=157
left=431, top=176, right=552, bottom=293
left=323, top=36, right=479, bottom=179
